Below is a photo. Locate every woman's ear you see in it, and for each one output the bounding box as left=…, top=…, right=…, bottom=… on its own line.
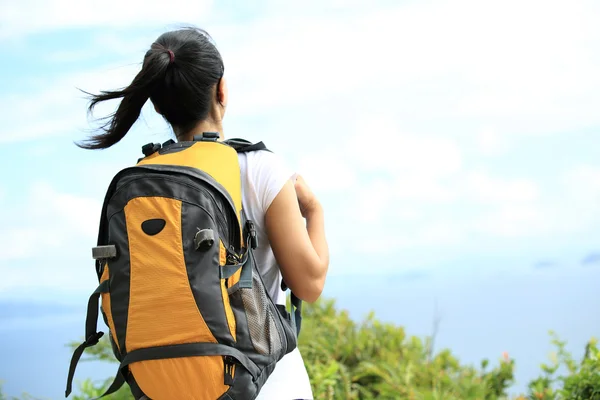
left=217, top=77, right=228, bottom=109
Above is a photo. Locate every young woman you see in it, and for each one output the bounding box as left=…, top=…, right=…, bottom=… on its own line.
left=78, top=27, right=329, bottom=400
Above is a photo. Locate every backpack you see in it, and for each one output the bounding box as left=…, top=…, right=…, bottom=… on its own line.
left=65, top=132, right=303, bottom=400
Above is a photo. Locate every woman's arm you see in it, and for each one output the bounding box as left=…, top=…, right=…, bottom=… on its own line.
left=264, top=176, right=329, bottom=303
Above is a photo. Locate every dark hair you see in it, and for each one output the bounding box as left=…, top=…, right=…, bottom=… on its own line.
left=77, top=27, right=225, bottom=150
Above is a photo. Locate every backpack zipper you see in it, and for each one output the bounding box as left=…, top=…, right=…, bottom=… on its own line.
left=226, top=245, right=240, bottom=265
left=111, top=174, right=239, bottom=250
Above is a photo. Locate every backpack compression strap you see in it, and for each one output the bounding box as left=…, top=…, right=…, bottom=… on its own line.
left=65, top=280, right=109, bottom=398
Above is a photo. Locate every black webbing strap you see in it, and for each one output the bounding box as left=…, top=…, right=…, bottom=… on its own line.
left=281, top=280, right=303, bottom=337
left=220, top=242, right=248, bottom=281
left=93, top=367, right=126, bottom=400
left=223, top=138, right=270, bottom=153
left=220, top=263, right=244, bottom=280
left=290, top=292, right=302, bottom=337
left=235, top=213, right=256, bottom=290
left=238, top=246, right=254, bottom=290
left=221, top=229, right=254, bottom=289
left=95, top=343, right=260, bottom=400
left=65, top=280, right=109, bottom=397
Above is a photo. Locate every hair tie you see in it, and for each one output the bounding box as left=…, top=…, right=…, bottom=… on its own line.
left=167, top=50, right=175, bottom=63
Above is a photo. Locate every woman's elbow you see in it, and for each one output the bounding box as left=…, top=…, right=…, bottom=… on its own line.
left=294, top=272, right=326, bottom=304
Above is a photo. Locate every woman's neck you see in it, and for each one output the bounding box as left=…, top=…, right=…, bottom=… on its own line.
left=178, top=119, right=224, bottom=141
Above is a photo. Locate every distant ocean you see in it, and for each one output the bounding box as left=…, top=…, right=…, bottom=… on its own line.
left=2, top=266, right=599, bottom=399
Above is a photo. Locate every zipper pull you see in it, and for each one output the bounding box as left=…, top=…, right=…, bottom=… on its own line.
left=223, top=356, right=235, bottom=385
left=246, top=220, right=258, bottom=249
left=226, top=245, right=240, bottom=264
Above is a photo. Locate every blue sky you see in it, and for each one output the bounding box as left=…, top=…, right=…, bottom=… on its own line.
left=1, top=0, right=600, bottom=398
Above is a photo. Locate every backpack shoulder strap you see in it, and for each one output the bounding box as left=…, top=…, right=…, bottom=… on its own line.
left=227, top=137, right=302, bottom=336
left=223, top=138, right=271, bottom=153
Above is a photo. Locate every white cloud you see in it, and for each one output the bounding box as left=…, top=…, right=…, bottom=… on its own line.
left=4, top=0, right=600, bottom=145
left=476, top=128, right=509, bottom=156
left=556, top=165, right=600, bottom=231
left=348, top=179, right=394, bottom=224
left=347, top=117, right=463, bottom=179
left=462, top=171, right=539, bottom=204
left=0, top=227, right=40, bottom=262
left=0, top=62, right=145, bottom=143
left=562, top=165, right=600, bottom=201
left=0, top=0, right=214, bottom=40
left=0, top=183, right=101, bottom=293
left=220, top=0, right=600, bottom=133
left=292, top=113, right=463, bottom=203
left=2, top=0, right=600, bottom=283
left=348, top=219, right=468, bottom=263
left=471, top=205, right=550, bottom=238
left=0, top=183, right=100, bottom=262
left=465, top=165, right=600, bottom=239
left=308, top=124, right=546, bottom=256
left=30, top=182, right=102, bottom=238
left=295, top=152, right=357, bottom=193
left=311, top=123, right=600, bottom=257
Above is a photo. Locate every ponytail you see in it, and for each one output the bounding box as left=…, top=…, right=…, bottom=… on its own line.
left=77, top=48, right=173, bottom=150
left=77, top=27, right=225, bottom=150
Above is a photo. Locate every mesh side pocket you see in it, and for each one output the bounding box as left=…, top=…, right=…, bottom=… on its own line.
left=240, top=270, right=283, bottom=356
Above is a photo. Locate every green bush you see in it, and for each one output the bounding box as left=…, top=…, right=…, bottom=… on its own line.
left=524, top=333, right=599, bottom=400
left=297, top=298, right=515, bottom=400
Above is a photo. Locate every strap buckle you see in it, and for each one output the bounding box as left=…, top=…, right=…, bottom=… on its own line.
left=92, top=245, right=117, bottom=260
left=193, top=132, right=220, bottom=142
left=141, top=142, right=161, bottom=157
left=86, top=331, right=104, bottom=346
left=246, top=220, right=258, bottom=249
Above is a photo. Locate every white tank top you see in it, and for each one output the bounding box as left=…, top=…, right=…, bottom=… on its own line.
left=237, top=149, right=314, bottom=400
